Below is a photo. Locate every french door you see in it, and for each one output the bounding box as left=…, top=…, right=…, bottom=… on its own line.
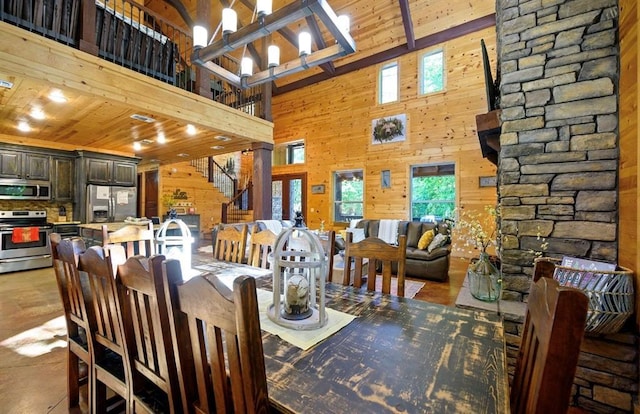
left=272, top=173, right=306, bottom=221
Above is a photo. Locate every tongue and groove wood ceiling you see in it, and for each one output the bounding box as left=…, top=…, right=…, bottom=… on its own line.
left=0, top=0, right=495, bottom=165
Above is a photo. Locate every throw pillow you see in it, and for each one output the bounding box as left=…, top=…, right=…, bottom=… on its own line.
left=427, top=233, right=448, bottom=253
left=417, top=229, right=435, bottom=250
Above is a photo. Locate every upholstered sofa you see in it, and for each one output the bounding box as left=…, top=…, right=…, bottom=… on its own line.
left=349, top=219, right=451, bottom=282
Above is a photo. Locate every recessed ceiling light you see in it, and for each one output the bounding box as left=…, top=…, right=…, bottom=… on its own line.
left=0, top=79, right=13, bottom=89
left=177, top=153, right=189, bottom=157
left=130, top=114, right=156, bottom=123
left=215, top=135, right=232, bottom=141
left=133, top=141, right=142, bottom=151
left=48, top=89, right=67, bottom=103
left=30, top=107, right=45, bottom=120
left=210, top=145, right=224, bottom=150
left=140, top=139, right=154, bottom=145
left=157, top=132, right=166, bottom=144
left=186, top=124, right=197, bottom=136
left=17, top=121, right=31, bottom=132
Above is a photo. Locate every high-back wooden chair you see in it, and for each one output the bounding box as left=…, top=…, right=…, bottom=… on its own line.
left=164, top=259, right=270, bottom=413
left=53, top=235, right=93, bottom=411
left=115, top=254, right=183, bottom=413
left=510, top=277, right=588, bottom=414
left=78, top=244, right=131, bottom=413
left=343, top=234, right=407, bottom=297
left=103, top=223, right=156, bottom=258
left=213, top=224, right=248, bottom=264
left=247, top=227, right=277, bottom=269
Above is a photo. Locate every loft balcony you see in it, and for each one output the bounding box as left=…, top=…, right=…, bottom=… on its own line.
left=0, top=0, right=265, bottom=118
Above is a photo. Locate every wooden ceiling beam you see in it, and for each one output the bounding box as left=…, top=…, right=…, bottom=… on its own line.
left=305, top=15, right=336, bottom=75
left=275, top=13, right=496, bottom=95
left=398, top=0, right=415, bottom=50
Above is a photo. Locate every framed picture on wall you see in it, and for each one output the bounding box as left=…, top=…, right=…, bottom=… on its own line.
left=311, top=184, right=325, bottom=194
left=381, top=170, right=391, bottom=188
left=479, top=176, right=497, bottom=187
left=372, top=114, right=407, bottom=144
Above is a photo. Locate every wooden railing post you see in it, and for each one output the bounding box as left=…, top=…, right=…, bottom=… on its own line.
left=221, top=202, right=228, bottom=224
left=79, top=0, right=98, bottom=55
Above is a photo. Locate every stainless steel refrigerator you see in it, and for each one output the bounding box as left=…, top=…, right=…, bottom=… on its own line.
left=86, top=184, right=137, bottom=223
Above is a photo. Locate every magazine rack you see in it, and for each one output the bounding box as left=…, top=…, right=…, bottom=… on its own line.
left=534, top=257, right=634, bottom=335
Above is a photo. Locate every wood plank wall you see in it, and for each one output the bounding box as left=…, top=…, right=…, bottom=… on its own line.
left=139, top=161, right=227, bottom=237
left=619, top=0, right=639, bottom=329
left=272, top=27, right=498, bottom=259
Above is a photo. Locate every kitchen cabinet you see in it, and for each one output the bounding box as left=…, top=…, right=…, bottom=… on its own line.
left=0, top=151, right=50, bottom=180
left=86, top=158, right=136, bottom=186
left=52, top=157, right=74, bottom=201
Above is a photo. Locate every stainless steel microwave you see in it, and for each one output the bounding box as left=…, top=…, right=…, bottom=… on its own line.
left=0, top=180, right=51, bottom=200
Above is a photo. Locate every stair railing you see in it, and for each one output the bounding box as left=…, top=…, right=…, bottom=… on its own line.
left=221, top=182, right=253, bottom=224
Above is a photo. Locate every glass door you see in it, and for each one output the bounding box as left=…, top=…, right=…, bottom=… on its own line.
left=272, top=173, right=306, bottom=221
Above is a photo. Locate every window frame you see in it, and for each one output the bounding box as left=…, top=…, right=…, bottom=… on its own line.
left=273, top=140, right=305, bottom=166
left=419, top=48, right=445, bottom=96
left=332, top=169, right=364, bottom=223
left=378, top=61, right=399, bottom=104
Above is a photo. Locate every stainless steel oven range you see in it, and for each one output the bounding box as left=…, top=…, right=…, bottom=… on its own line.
left=0, top=210, right=53, bottom=273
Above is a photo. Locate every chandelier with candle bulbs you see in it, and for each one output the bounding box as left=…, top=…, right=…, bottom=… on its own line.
left=191, top=0, right=356, bottom=89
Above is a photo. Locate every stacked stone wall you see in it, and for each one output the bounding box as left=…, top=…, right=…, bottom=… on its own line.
left=496, top=0, right=637, bottom=412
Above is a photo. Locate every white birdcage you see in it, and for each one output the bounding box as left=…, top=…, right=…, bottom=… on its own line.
left=155, top=218, right=194, bottom=277
left=267, top=226, right=328, bottom=330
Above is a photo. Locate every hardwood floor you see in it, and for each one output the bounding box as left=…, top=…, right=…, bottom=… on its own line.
left=0, top=248, right=468, bottom=413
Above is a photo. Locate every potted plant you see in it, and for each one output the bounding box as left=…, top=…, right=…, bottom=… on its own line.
left=454, top=205, right=501, bottom=302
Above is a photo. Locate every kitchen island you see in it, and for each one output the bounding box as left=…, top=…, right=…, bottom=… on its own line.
left=78, top=221, right=158, bottom=247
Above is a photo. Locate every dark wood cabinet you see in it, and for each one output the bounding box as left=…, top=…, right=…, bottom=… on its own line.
left=0, top=151, right=50, bottom=180
left=86, top=158, right=136, bottom=186
left=52, top=157, right=74, bottom=201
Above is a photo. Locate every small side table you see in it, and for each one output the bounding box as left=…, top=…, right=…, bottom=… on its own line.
left=332, top=254, right=369, bottom=285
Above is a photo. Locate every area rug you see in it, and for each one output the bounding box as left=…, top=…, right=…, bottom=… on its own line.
left=374, top=276, right=425, bottom=299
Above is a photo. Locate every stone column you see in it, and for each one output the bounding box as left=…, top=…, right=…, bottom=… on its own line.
left=496, top=0, right=620, bottom=301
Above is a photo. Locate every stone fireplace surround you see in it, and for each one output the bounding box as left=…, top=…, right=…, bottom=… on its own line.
left=458, top=0, right=638, bottom=412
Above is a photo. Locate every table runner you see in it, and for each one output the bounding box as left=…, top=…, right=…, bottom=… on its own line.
left=194, top=262, right=356, bottom=350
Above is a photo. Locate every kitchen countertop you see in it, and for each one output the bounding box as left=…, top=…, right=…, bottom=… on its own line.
left=78, top=222, right=158, bottom=232
left=50, top=221, right=81, bottom=225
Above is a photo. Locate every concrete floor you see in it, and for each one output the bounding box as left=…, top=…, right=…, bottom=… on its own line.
left=0, top=248, right=467, bottom=413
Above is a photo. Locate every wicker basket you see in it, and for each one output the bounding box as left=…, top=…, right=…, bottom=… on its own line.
left=538, top=258, right=635, bottom=335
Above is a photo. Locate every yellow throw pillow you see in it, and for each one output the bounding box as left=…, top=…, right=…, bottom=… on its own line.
left=418, top=229, right=435, bottom=250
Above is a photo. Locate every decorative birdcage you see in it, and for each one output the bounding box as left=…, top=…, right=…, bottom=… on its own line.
left=155, top=218, right=194, bottom=277
left=267, top=226, right=329, bottom=330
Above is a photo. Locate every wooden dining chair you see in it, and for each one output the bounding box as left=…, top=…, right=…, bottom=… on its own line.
left=343, top=234, right=407, bottom=297
left=103, top=222, right=156, bottom=258
left=115, top=253, right=183, bottom=413
left=213, top=224, right=248, bottom=264
left=510, top=277, right=589, bottom=414
left=247, top=227, right=277, bottom=269
left=319, top=230, right=336, bottom=282
left=53, top=235, right=93, bottom=411
left=163, top=259, right=270, bottom=413
left=78, top=244, right=131, bottom=413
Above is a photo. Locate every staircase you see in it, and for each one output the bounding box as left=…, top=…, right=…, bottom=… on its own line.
left=191, top=157, right=253, bottom=223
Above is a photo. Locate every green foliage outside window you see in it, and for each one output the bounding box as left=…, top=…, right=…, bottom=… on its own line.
left=334, top=171, right=364, bottom=221
left=411, top=175, right=455, bottom=220
left=421, top=50, right=444, bottom=94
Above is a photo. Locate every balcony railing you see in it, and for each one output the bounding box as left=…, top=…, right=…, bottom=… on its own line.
left=1, top=0, right=265, bottom=118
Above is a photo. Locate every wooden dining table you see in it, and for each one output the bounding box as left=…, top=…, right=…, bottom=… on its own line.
left=192, top=258, right=510, bottom=413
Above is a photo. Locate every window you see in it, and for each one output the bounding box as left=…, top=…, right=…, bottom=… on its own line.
left=273, top=140, right=304, bottom=166
left=420, top=49, right=444, bottom=95
left=410, top=163, right=455, bottom=222
left=379, top=61, right=398, bottom=104
left=333, top=170, right=364, bottom=222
